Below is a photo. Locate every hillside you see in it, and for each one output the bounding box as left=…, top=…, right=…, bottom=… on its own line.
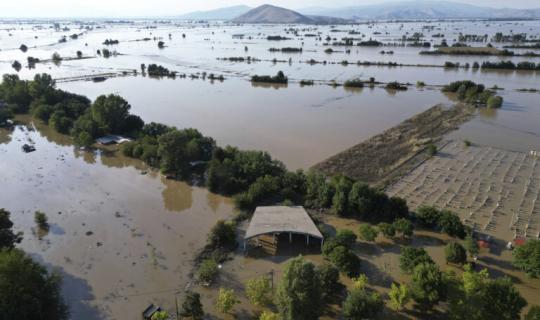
left=177, top=5, right=251, bottom=20
left=300, top=1, right=540, bottom=20
left=231, top=4, right=349, bottom=24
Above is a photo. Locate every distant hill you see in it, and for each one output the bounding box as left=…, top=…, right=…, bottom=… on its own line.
left=231, top=4, right=350, bottom=24
left=300, top=1, right=540, bottom=20
left=177, top=5, right=251, bottom=20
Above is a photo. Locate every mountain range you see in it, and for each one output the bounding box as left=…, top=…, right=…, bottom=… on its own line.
left=176, top=1, right=540, bottom=21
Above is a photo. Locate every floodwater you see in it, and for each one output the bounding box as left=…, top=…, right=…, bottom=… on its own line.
left=0, top=118, right=234, bottom=319
left=1, top=18, right=540, bottom=318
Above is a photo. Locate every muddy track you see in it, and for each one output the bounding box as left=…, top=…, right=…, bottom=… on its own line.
left=312, top=103, right=475, bottom=187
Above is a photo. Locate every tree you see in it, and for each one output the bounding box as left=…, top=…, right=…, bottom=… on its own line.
left=0, top=108, right=13, bottom=125
left=34, top=211, right=49, bottom=230
left=513, top=240, right=540, bottom=278
left=259, top=311, right=280, bottom=320
left=525, top=306, right=540, bottom=320
left=410, top=263, right=446, bottom=312
left=342, top=288, right=383, bottom=320
left=463, top=233, right=479, bottom=257
left=0, top=248, right=68, bottom=320
left=445, top=242, right=467, bottom=265
left=90, top=94, right=131, bottom=133
left=415, top=206, right=441, bottom=227
left=378, top=222, right=395, bottom=238
left=438, top=210, right=466, bottom=238
left=328, top=246, right=361, bottom=277
left=399, top=247, right=434, bottom=274
left=197, top=259, right=218, bottom=284
left=487, top=96, right=503, bottom=108
left=479, top=277, right=526, bottom=320
left=316, top=263, right=340, bottom=298
left=0, top=209, right=22, bottom=249
left=216, top=288, right=239, bottom=314
left=393, top=218, right=414, bottom=238
left=351, top=274, right=368, bottom=290
left=335, top=229, right=357, bottom=248
left=246, top=276, right=272, bottom=306
left=389, top=282, right=410, bottom=311
left=276, top=256, right=322, bottom=320
left=208, top=220, right=236, bottom=249
left=358, top=224, right=378, bottom=242
left=331, top=175, right=353, bottom=216
left=151, top=311, right=168, bottom=320
left=180, top=291, right=204, bottom=320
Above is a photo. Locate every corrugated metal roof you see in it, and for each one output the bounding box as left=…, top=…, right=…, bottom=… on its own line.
left=245, top=206, right=323, bottom=240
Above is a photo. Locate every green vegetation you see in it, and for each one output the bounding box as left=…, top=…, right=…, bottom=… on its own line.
left=299, top=80, right=314, bottom=86
left=34, top=211, right=49, bottom=230
left=251, top=71, right=288, bottom=84
left=269, top=47, right=302, bottom=53
left=443, top=80, right=503, bottom=106
left=415, top=206, right=466, bottom=238
left=147, top=64, right=176, bottom=78
left=410, top=263, right=446, bottom=311
left=316, top=263, right=340, bottom=298
left=399, top=247, right=434, bottom=274
left=343, top=78, right=364, bottom=88
left=180, top=291, right=204, bottom=320
left=342, top=287, right=383, bottom=319
left=276, top=256, right=323, bottom=320
left=389, top=282, right=410, bottom=311
left=216, top=288, right=239, bottom=314
left=487, top=95, right=503, bottom=108
left=358, top=223, right=378, bottom=242
left=377, top=222, right=395, bottom=238
left=445, top=242, right=467, bottom=265
left=197, top=259, right=219, bottom=284
left=513, top=240, right=540, bottom=278
left=245, top=276, right=272, bottom=306
left=525, top=306, right=540, bottom=320
left=386, top=81, right=408, bottom=91
left=463, top=233, right=479, bottom=257
left=150, top=311, right=168, bottom=320
left=393, top=218, right=414, bottom=238
left=427, top=143, right=437, bottom=156
left=0, top=209, right=22, bottom=249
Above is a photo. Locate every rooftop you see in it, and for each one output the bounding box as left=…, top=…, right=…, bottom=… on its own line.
left=244, top=206, right=323, bottom=240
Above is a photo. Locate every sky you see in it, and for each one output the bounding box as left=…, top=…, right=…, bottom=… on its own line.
left=0, top=0, right=538, bottom=18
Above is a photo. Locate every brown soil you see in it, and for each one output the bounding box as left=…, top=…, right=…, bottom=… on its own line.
left=312, top=103, right=474, bottom=187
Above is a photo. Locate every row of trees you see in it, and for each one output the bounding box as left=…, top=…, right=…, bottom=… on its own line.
left=442, top=80, right=503, bottom=107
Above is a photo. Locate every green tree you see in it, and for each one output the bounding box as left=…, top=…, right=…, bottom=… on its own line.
left=216, top=288, right=239, bottom=314
left=151, top=311, right=168, bottom=320
left=342, top=288, right=383, bottom=320
left=415, top=206, right=441, bottom=227
left=335, top=229, right=357, bottom=248
left=463, top=233, right=479, bottom=257
left=399, top=247, right=434, bottom=274
left=246, top=276, right=272, bottom=306
left=393, top=218, right=414, bottom=238
left=438, top=210, right=466, bottom=238
left=445, top=242, right=467, bottom=265
left=378, top=222, right=395, bottom=238
left=358, top=224, right=378, bottom=242
left=513, top=240, right=540, bottom=278
left=328, top=246, right=361, bottom=277
left=525, top=306, right=540, bottom=320
left=208, top=220, right=236, bottom=249
left=180, top=291, right=204, bottom=320
left=276, top=256, right=322, bottom=320
left=479, top=277, right=526, bottom=320
left=34, top=211, right=49, bottom=230
left=316, top=263, right=340, bottom=298
left=0, top=248, right=68, bottom=320
left=90, top=94, right=131, bottom=133
left=197, top=259, right=218, bottom=284
left=410, top=263, right=446, bottom=312
left=389, top=282, right=410, bottom=311
left=331, top=175, right=353, bottom=216
left=0, top=209, right=23, bottom=249
left=259, top=311, right=280, bottom=320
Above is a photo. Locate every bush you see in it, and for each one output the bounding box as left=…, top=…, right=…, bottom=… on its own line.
left=328, top=245, right=361, bottom=277
left=427, top=143, right=437, bottom=156
left=415, top=206, right=441, bottom=227
left=208, top=220, right=236, bottom=249
left=393, top=218, right=414, bottom=237
left=245, top=276, right=272, bottom=306
left=410, top=263, right=446, bottom=311
left=197, top=259, right=219, bottom=284
left=487, top=95, right=503, bottom=108
left=445, top=242, right=467, bottom=265
left=216, top=288, right=239, bottom=314
left=335, top=229, right=357, bottom=248
left=343, top=78, right=364, bottom=88
left=180, top=291, right=204, bottom=320
left=251, top=71, right=288, bottom=84
left=34, top=211, right=49, bottom=230
left=358, top=224, right=378, bottom=242
left=342, top=288, right=383, bottom=319
left=513, top=239, right=540, bottom=278
left=438, top=210, right=466, bottom=238
left=316, top=263, right=340, bottom=298
left=378, top=222, right=395, bottom=238
left=525, top=306, right=540, bottom=320
left=399, top=247, right=434, bottom=274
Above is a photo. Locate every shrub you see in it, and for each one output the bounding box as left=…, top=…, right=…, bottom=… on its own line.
left=410, top=263, right=446, bottom=311
left=415, top=206, right=441, bottom=227
left=328, top=246, right=361, bottom=277
left=342, top=288, right=383, bottom=319
left=208, top=220, right=236, bottom=249
left=487, top=95, right=503, bottom=108
left=399, top=247, right=434, bottom=274
left=317, top=263, right=340, bottom=297
left=335, top=229, right=357, bottom=248
left=216, top=288, right=239, bottom=314
left=197, top=259, right=219, bottom=284
left=393, top=218, right=414, bottom=237
left=389, top=282, right=410, bottom=311
left=438, top=210, right=466, bottom=238
left=378, top=222, right=395, bottom=238
left=34, top=211, right=49, bottom=230
left=358, top=224, right=378, bottom=242
left=513, top=240, right=540, bottom=278
left=343, top=78, right=364, bottom=88
left=445, top=242, right=467, bottom=265
left=427, top=143, right=437, bottom=156
left=245, top=276, right=272, bottom=306
left=180, top=291, right=204, bottom=320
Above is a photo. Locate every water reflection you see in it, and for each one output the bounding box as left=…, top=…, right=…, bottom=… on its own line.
left=478, top=106, right=499, bottom=119
left=160, top=176, right=193, bottom=213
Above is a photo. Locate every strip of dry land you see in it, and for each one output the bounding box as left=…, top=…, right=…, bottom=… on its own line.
left=312, top=103, right=474, bottom=187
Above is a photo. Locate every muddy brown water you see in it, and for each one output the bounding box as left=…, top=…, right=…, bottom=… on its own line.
left=0, top=118, right=234, bottom=319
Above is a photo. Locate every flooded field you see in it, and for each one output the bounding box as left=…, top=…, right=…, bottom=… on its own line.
left=1, top=17, right=540, bottom=319
left=0, top=119, right=234, bottom=319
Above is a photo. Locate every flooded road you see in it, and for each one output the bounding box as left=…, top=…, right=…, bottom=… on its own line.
left=0, top=119, right=234, bottom=319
